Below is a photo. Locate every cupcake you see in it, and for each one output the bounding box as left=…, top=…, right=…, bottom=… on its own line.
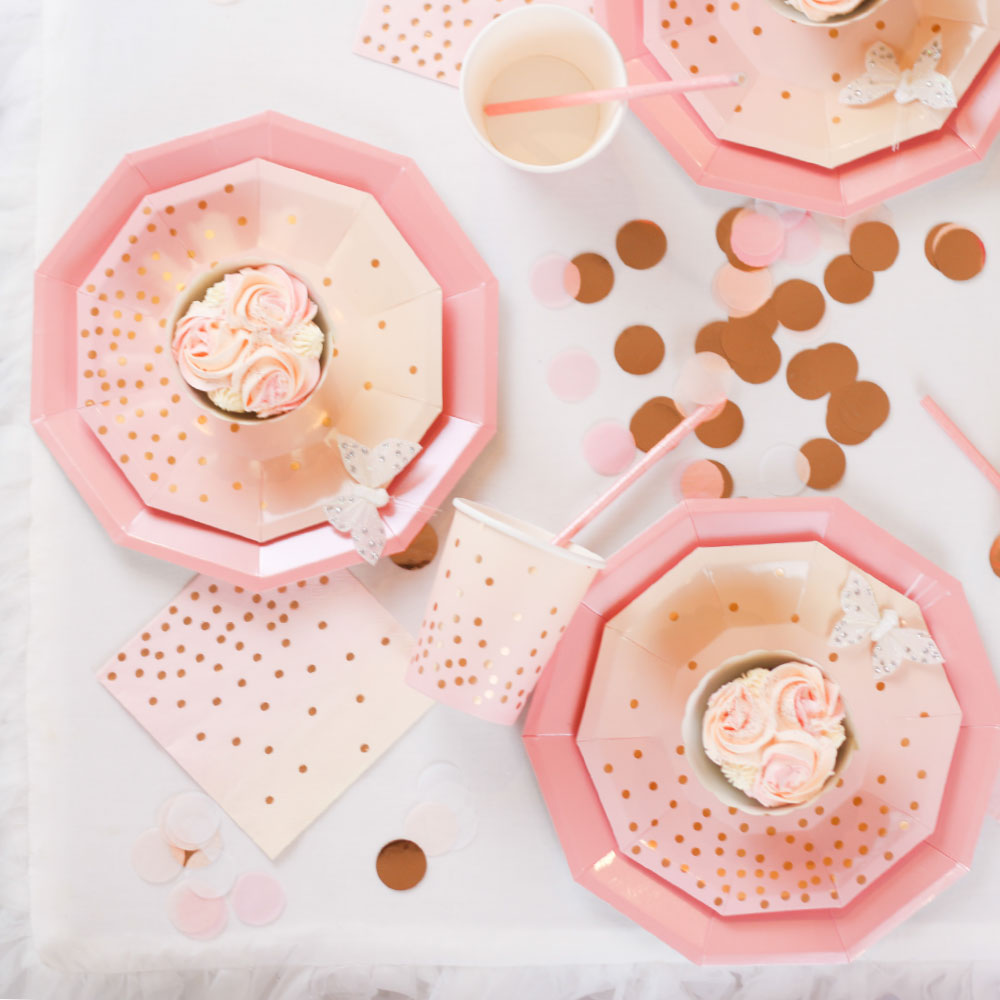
left=702, top=661, right=847, bottom=809
left=774, top=0, right=886, bottom=24
left=172, top=263, right=326, bottom=420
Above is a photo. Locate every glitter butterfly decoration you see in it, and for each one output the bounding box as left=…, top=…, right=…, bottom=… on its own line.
left=323, top=435, right=421, bottom=565
left=839, top=38, right=957, bottom=110
left=829, top=570, right=944, bottom=679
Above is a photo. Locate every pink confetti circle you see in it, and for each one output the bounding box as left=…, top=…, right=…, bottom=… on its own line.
left=679, top=460, right=726, bottom=499
left=131, top=828, right=183, bottom=884
left=712, top=263, right=774, bottom=317
left=782, top=215, right=822, bottom=264
left=582, top=421, right=636, bottom=476
left=230, top=872, right=287, bottom=927
left=730, top=209, right=785, bottom=267
left=164, top=792, right=221, bottom=850
left=674, top=353, right=734, bottom=416
left=404, top=801, right=461, bottom=856
left=166, top=884, right=228, bottom=940
left=547, top=349, right=599, bottom=402
left=530, top=254, right=581, bottom=309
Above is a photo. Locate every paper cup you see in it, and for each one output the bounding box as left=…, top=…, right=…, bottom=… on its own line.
left=460, top=6, right=627, bottom=173
left=682, top=650, right=856, bottom=815
left=407, top=499, right=604, bottom=725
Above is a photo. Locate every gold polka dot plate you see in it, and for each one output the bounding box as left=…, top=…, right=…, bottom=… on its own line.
left=598, top=1, right=1000, bottom=214
left=523, top=498, right=1000, bottom=962
left=33, top=113, right=497, bottom=587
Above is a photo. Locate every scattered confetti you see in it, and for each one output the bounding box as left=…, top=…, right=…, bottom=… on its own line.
left=849, top=221, right=899, bottom=272
left=583, top=421, right=636, bottom=476
left=572, top=252, right=615, bottom=303
left=166, top=884, right=228, bottom=940
left=927, top=224, right=986, bottom=281
left=781, top=214, right=823, bottom=265
left=547, top=349, right=600, bottom=402
left=799, top=438, right=846, bottom=490
left=713, top=262, right=774, bottom=317
left=390, top=523, right=439, bottom=570
left=695, top=400, right=744, bottom=449
left=614, top=325, right=664, bottom=375
left=827, top=381, right=891, bottom=445
left=376, top=839, right=428, bottom=891
left=991, top=535, right=1000, bottom=578
left=616, top=220, right=667, bottom=270
left=163, top=792, right=222, bottom=851
left=229, top=872, right=287, bottom=926
left=773, top=279, right=826, bottom=332
left=185, top=854, right=242, bottom=899
left=679, top=459, right=731, bottom=499
left=824, top=255, right=875, bottom=304
left=786, top=343, right=859, bottom=400
left=630, top=396, right=684, bottom=452
left=721, top=318, right=782, bottom=384
left=730, top=208, right=785, bottom=268
left=716, top=207, right=761, bottom=272
left=673, top=352, right=734, bottom=415
left=530, top=254, right=581, bottom=308
left=131, top=829, right=184, bottom=885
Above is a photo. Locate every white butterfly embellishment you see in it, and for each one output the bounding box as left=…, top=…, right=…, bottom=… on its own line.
left=322, top=435, right=421, bottom=565
left=839, top=38, right=957, bottom=110
left=829, top=570, right=944, bottom=679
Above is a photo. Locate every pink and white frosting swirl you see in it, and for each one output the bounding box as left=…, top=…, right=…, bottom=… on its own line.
left=702, top=661, right=847, bottom=809
left=171, top=263, right=324, bottom=418
left=783, top=0, right=866, bottom=22
left=224, top=263, right=316, bottom=336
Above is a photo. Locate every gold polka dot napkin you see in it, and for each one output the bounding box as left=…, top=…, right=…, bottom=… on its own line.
left=99, top=573, right=431, bottom=858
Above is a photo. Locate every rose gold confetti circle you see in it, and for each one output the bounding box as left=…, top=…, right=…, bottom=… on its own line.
left=824, top=255, right=874, bottom=304
left=390, top=523, right=439, bottom=570
left=720, top=322, right=781, bottom=385
left=376, top=839, right=428, bottom=891
left=826, top=381, right=890, bottom=445
left=931, top=225, right=986, bottom=281
left=630, top=397, right=684, bottom=452
left=571, top=253, right=615, bottom=303
left=849, top=221, right=899, bottom=272
left=615, top=325, right=665, bottom=375
left=695, top=400, right=744, bottom=449
left=786, top=344, right=858, bottom=400
left=800, top=438, right=846, bottom=490
left=990, top=535, right=1000, bottom=578
left=695, top=321, right=728, bottom=358
left=773, top=280, right=825, bottom=332
left=616, top=220, right=667, bottom=270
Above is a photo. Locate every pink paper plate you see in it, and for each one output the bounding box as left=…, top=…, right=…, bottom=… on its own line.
left=643, top=0, right=1000, bottom=168
left=523, top=498, right=1000, bottom=963
left=578, top=540, right=961, bottom=917
left=598, top=0, right=1000, bottom=216
left=33, top=113, right=498, bottom=586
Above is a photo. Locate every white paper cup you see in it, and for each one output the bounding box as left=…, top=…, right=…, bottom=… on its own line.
left=682, top=650, right=857, bottom=815
left=460, top=6, right=627, bottom=173
left=407, top=499, right=604, bottom=725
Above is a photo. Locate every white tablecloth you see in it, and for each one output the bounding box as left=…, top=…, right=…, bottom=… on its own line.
left=5, top=0, right=1000, bottom=996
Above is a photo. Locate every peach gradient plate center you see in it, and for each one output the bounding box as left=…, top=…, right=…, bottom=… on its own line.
left=523, top=498, right=1000, bottom=963
left=644, top=0, right=1000, bottom=168
left=577, top=540, right=960, bottom=916
left=32, top=113, right=498, bottom=587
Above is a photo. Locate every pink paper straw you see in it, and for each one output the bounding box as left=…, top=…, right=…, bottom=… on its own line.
left=553, top=400, right=725, bottom=547
left=921, top=395, right=1000, bottom=494
left=484, top=73, right=744, bottom=117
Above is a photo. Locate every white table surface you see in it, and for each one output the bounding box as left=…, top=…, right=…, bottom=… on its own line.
left=6, top=0, right=1000, bottom=996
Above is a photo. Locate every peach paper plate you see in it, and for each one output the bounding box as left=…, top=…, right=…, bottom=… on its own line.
left=33, top=113, right=498, bottom=587
left=598, top=0, right=1000, bottom=216
left=643, top=0, right=1000, bottom=169
left=578, top=540, right=960, bottom=917
left=523, top=498, right=1000, bottom=963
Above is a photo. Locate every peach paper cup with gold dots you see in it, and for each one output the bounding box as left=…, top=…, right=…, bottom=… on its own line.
left=406, top=499, right=605, bottom=726
left=681, top=649, right=857, bottom=817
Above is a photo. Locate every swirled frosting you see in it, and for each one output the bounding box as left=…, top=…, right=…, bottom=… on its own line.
left=703, top=662, right=846, bottom=808
left=784, top=0, right=865, bottom=22
left=172, top=264, right=325, bottom=418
